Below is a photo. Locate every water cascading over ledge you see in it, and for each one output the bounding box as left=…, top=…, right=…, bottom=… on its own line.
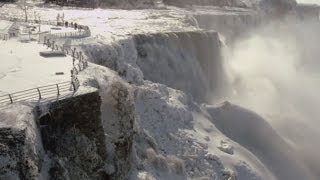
left=82, top=30, right=227, bottom=103
left=134, top=30, right=226, bottom=102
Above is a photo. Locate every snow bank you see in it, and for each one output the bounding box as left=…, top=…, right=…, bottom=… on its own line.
left=0, top=39, right=73, bottom=94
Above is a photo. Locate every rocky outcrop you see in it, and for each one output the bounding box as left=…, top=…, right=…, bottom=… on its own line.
left=81, top=30, right=226, bottom=103
left=101, top=81, right=136, bottom=179
left=39, top=91, right=109, bottom=180
left=0, top=105, right=43, bottom=180
left=0, top=128, right=31, bottom=180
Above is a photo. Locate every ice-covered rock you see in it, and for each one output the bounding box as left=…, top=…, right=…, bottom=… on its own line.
left=82, top=30, right=227, bottom=102
left=0, top=104, right=45, bottom=180
left=205, top=102, right=313, bottom=180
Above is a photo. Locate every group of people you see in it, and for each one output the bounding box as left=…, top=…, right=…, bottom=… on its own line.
left=64, top=21, right=90, bottom=32
left=56, top=13, right=89, bottom=32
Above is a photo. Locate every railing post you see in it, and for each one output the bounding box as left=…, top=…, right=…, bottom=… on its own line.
left=8, top=94, right=13, bottom=103
left=37, top=88, right=42, bottom=100
left=56, top=84, right=60, bottom=96
left=71, top=81, right=76, bottom=91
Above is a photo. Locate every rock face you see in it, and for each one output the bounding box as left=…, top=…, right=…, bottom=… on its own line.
left=100, top=81, right=136, bottom=180
left=0, top=128, right=29, bottom=180
left=0, top=105, right=43, bottom=180
left=39, top=91, right=109, bottom=180
left=82, top=30, right=226, bottom=103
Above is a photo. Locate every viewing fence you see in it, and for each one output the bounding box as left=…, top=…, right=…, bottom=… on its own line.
left=0, top=81, right=79, bottom=106
left=0, top=16, right=89, bottom=107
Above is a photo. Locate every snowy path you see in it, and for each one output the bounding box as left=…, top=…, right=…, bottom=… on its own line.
left=0, top=39, right=73, bottom=95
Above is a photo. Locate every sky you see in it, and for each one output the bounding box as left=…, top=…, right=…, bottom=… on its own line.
left=297, top=0, right=320, bottom=4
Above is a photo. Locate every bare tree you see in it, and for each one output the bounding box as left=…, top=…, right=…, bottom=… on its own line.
left=17, top=0, right=29, bottom=22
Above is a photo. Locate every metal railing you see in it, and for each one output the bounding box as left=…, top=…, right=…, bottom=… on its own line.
left=0, top=15, right=91, bottom=39
left=0, top=16, right=89, bottom=107
left=0, top=81, right=76, bottom=106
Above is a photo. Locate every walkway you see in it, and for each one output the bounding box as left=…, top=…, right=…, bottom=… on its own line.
left=0, top=17, right=91, bottom=107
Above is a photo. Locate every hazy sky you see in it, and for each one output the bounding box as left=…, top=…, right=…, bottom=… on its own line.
left=297, top=0, right=320, bottom=4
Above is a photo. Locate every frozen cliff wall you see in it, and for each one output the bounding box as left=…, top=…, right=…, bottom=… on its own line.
left=134, top=31, right=225, bottom=102
left=81, top=65, right=138, bottom=179
left=0, top=104, right=44, bottom=180
left=79, top=63, right=273, bottom=180
left=82, top=30, right=226, bottom=103
left=39, top=91, right=110, bottom=179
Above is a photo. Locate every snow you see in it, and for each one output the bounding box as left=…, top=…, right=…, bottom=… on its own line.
left=0, top=39, right=73, bottom=94
left=0, top=20, right=13, bottom=33
left=131, top=81, right=277, bottom=180
left=0, top=103, right=34, bottom=129
left=79, top=60, right=274, bottom=179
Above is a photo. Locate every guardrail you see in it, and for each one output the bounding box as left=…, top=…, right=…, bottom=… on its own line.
left=44, top=30, right=90, bottom=39
left=0, top=15, right=91, bottom=39
left=0, top=81, right=76, bottom=106
left=0, top=16, right=89, bottom=107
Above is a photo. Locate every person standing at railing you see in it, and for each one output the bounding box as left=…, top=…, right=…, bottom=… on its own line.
left=61, top=13, right=65, bottom=25
left=43, top=36, right=47, bottom=45
left=51, top=40, right=55, bottom=51
left=72, top=47, right=76, bottom=58
left=56, top=13, right=60, bottom=26
left=47, top=39, right=51, bottom=49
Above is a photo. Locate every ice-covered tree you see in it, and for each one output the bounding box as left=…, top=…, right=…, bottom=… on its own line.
left=17, top=0, right=29, bottom=22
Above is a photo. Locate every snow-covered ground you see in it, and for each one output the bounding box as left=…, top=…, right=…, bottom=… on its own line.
left=0, top=20, right=13, bottom=34
left=0, top=39, right=73, bottom=94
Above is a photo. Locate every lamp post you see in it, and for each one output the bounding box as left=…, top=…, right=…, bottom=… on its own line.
left=38, top=16, right=41, bottom=32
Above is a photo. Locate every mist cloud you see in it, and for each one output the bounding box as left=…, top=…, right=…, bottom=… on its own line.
left=223, top=18, right=320, bottom=179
